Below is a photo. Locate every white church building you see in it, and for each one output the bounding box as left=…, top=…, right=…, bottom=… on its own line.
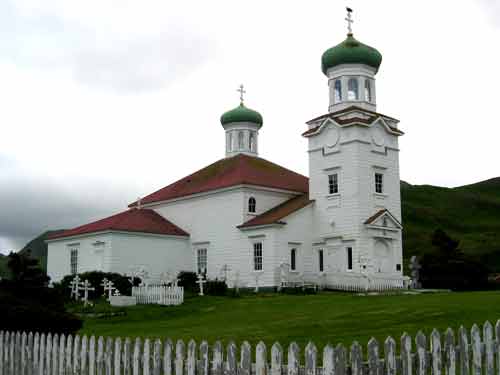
left=47, top=12, right=408, bottom=291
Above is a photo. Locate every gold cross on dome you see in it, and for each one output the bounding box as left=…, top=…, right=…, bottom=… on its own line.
left=237, top=84, right=246, bottom=104
left=345, top=7, right=354, bottom=34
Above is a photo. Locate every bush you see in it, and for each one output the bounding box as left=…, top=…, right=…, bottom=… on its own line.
left=54, top=271, right=138, bottom=300
left=205, top=279, right=228, bottom=296
left=178, top=271, right=198, bottom=293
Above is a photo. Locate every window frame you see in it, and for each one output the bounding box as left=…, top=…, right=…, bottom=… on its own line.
left=318, top=249, right=324, bottom=273
left=238, top=131, right=244, bottom=149
left=197, top=248, right=207, bottom=275
left=347, top=78, right=359, bottom=101
left=228, top=132, right=233, bottom=152
left=328, top=173, right=339, bottom=195
left=346, top=247, right=353, bottom=271
left=364, top=79, right=372, bottom=102
left=334, top=79, right=342, bottom=103
left=375, top=173, right=384, bottom=194
left=70, top=248, right=79, bottom=275
left=290, top=248, right=297, bottom=271
left=253, top=242, right=263, bottom=271
left=248, top=197, right=256, bottom=213
left=249, top=131, right=255, bottom=151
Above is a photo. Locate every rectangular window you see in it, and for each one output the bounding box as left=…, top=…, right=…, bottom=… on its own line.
left=253, top=242, right=263, bottom=271
left=318, top=250, right=324, bottom=272
left=290, top=248, right=297, bottom=271
left=70, top=248, right=78, bottom=275
left=197, top=248, right=207, bottom=274
left=328, top=173, right=339, bottom=194
left=347, top=247, right=353, bottom=271
left=375, top=173, right=384, bottom=194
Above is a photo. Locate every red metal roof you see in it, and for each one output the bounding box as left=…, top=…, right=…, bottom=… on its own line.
left=131, top=154, right=309, bottom=207
left=48, top=209, right=189, bottom=240
left=238, top=194, right=314, bottom=228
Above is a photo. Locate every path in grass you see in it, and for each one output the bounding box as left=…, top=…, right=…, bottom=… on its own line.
left=79, top=291, right=500, bottom=348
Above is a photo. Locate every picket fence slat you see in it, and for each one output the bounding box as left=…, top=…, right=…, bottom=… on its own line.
left=4, top=319, right=500, bottom=375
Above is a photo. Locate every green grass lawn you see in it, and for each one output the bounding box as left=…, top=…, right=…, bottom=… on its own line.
left=76, top=291, right=500, bottom=348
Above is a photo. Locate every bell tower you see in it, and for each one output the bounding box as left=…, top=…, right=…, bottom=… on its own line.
left=220, top=85, right=263, bottom=158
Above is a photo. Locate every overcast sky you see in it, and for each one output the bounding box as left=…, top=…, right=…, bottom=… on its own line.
left=1, top=0, right=499, bottom=253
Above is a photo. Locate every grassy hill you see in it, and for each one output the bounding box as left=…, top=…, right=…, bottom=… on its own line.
left=402, top=177, right=500, bottom=271
left=18, top=230, right=65, bottom=272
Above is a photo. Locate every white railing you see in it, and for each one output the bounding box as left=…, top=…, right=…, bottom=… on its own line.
left=132, top=285, right=184, bottom=305
left=327, top=272, right=410, bottom=292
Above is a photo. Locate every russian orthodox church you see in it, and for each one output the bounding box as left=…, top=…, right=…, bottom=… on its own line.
left=47, top=10, right=407, bottom=291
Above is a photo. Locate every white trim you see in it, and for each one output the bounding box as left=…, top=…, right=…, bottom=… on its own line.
left=46, top=230, right=189, bottom=243
left=192, top=241, right=210, bottom=246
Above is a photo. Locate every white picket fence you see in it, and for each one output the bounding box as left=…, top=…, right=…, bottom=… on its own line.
left=2, top=319, right=500, bottom=375
left=132, top=286, right=184, bottom=306
left=327, top=272, right=410, bottom=292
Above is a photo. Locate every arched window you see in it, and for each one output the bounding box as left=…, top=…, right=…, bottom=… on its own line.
left=248, top=197, right=256, bottom=213
left=347, top=78, right=359, bottom=101
left=364, top=79, right=372, bottom=102
left=249, top=131, right=255, bottom=151
left=238, top=131, right=244, bottom=149
left=334, top=79, right=342, bottom=103
left=228, top=132, right=233, bottom=151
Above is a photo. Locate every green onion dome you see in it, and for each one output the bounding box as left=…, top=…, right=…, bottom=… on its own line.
left=321, top=33, right=382, bottom=75
left=220, top=103, right=263, bottom=127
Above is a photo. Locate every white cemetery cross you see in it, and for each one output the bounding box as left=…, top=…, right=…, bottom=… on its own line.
left=160, top=271, right=172, bottom=286
left=101, top=279, right=115, bottom=301
left=128, top=266, right=149, bottom=287
left=69, top=275, right=82, bottom=300
left=196, top=273, right=206, bottom=296
left=80, top=279, right=95, bottom=307
left=113, top=289, right=121, bottom=296
left=171, top=272, right=180, bottom=287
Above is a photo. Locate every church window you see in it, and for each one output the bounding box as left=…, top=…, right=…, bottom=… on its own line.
left=228, top=132, right=233, bottom=151
left=70, top=248, right=78, bottom=275
left=375, top=173, right=384, bottom=193
left=346, top=247, right=353, bottom=271
left=396, top=264, right=402, bottom=271
left=365, top=79, right=372, bottom=102
left=319, top=250, right=324, bottom=272
left=328, top=173, right=338, bottom=194
left=347, top=78, right=359, bottom=100
left=253, top=242, right=263, bottom=271
left=290, top=248, right=297, bottom=271
left=249, top=131, right=255, bottom=151
left=238, top=131, right=244, bottom=149
left=248, top=197, right=256, bottom=213
left=197, top=248, right=207, bottom=274
left=334, top=79, right=342, bottom=103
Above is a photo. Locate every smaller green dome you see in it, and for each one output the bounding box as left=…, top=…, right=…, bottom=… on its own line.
left=220, top=103, right=263, bottom=127
left=321, top=34, right=382, bottom=75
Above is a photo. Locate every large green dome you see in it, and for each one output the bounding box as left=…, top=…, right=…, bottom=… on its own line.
left=321, top=34, right=382, bottom=75
left=220, top=103, right=263, bottom=127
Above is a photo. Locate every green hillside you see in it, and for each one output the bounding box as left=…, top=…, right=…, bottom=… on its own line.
left=19, top=230, right=65, bottom=272
left=402, top=177, right=500, bottom=271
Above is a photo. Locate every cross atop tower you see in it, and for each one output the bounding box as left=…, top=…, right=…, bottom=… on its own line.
left=345, top=7, right=354, bottom=34
left=237, top=84, right=246, bottom=104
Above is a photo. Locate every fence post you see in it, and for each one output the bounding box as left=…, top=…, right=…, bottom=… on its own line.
left=240, top=342, right=251, bottom=375
left=288, top=343, right=300, bottom=375
left=153, top=339, right=161, bottom=375
left=400, top=333, right=412, bottom=375
left=115, top=337, right=123, bottom=375
left=163, top=339, right=173, bottom=375
left=89, top=336, right=96, bottom=375
left=416, top=332, right=427, bottom=375
left=334, top=344, right=346, bottom=375
left=368, top=338, right=380, bottom=375
left=65, top=335, right=73, bottom=375
left=123, top=338, right=132, bottom=375
left=256, top=342, right=267, bottom=375
left=471, top=325, right=482, bottom=375
left=323, top=344, right=334, bottom=375
left=350, top=342, right=363, bottom=375
left=384, top=337, right=396, bottom=375
left=212, top=341, right=222, bottom=375
left=74, top=334, right=81, bottom=375
left=458, top=326, right=470, bottom=375
left=97, top=337, right=105, bottom=375
left=271, top=343, right=283, bottom=375
left=0, top=331, right=3, bottom=375
left=226, top=341, right=237, bottom=375
left=57, top=334, right=65, bottom=375
left=187, top=340, right=196, bottom=375
left=483, top=322, right=494, bottom=375
left=431, top=329, right=442, bottom=375
left=199, top=341, right=209, bottom=375
left=21, top=332, right=27, bottom=375
left=38, top=333, right=45, bottom=375
left=175, top=340, right=185, bottom=375
left=144, top=338, right=151, bottom=375
left=82, top=335, right=89, bottom=375
left=496, top=321, right=500, bottom=375
left=305, top=342, right=317, bottom=375
left=444, top=328, right=456, bottom=375
left=45, top=333, right=52, bottom=375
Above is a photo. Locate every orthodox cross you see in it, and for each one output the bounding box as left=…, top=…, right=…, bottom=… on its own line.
left=196, top=273, right=206, bottom=296
left=345, top=7, right=354, bottom=34
left=237, top=84, right=246, bottom=104
left=69, top=275, right=82, bottom=300
left=80, top=279, right=95, bottom=306
left=101, top=278, right=115, bottom=301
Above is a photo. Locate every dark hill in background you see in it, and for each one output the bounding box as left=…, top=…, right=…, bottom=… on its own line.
left=402, top=177, right=500, bottom=272
left=0, top=254, right=8, bottom=279
left=2, top=177, right=500, bottom=278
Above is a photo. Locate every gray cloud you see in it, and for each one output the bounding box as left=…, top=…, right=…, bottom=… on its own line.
left=478, top=0, right=500, bottom=26
left=0, top=1, right=216, bottom=93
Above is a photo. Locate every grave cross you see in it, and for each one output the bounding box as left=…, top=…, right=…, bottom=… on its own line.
left=80, top=279, right=95, bottom=307
left=196, top=273, right=206, bottom=296
left=345, top=7, right=354, bottom=34
left=101, top=278, right=115, bottom=301
left=69, top=275, right=82, bottom=301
